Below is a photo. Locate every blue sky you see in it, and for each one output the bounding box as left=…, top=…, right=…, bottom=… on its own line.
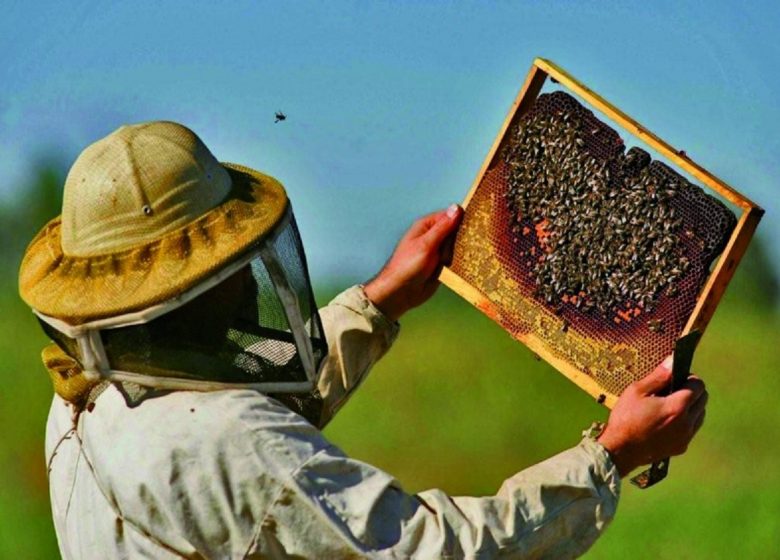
left=1, top=1, right=777, bottom=282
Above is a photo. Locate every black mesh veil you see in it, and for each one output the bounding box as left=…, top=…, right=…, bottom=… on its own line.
left=38, top=210, right=329, bottom=424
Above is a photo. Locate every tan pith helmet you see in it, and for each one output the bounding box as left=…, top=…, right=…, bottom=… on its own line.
left=19, top=121, right=289, bottom=324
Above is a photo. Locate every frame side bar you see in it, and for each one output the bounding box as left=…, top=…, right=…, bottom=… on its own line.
left=462, top=63, right=548, bottom=209
left=534, top=58, right=763, bottom=212
left=683, top=207, right=763, bottom=335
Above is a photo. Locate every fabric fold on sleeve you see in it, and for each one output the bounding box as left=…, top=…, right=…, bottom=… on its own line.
left=258, top=435, right=621, bottom=559
left=315, top=285, right=400, bottom=428
left=406, top=436, right=621, bottom=558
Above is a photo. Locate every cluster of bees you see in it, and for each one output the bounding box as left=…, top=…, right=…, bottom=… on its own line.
left=502, top=109, right=690, bottom=318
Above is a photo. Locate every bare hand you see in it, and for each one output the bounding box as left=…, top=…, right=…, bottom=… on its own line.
left=364, top=204, right=464, bottom=322
left=597, top=356, right=708, bottom=477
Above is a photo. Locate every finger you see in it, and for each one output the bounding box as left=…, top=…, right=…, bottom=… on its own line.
left=421, top=204, right=463, bottom=249
left=692, top=408, right=706, bottom=434
left=439, top=230, right=457, bottom=266
left=687, top=387, right=708, bottom=419
left=667, top=377, right=706, bottom=409
left=634, top=355, right=673, bottom=395
left=421, top=274, right=442, bottom=300
left=404, top=210, right=447, bottom=241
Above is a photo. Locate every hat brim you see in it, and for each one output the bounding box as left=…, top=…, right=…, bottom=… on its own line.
left=19, top=163, right=288, bottom=325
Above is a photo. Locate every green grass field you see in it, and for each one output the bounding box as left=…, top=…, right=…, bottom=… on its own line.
left=1, top=277, right=778, bottom=558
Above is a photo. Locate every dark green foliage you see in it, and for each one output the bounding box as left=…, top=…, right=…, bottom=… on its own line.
left=726, top=234, right=779, bottom=308
left=0, top=154, right=67, bottom=269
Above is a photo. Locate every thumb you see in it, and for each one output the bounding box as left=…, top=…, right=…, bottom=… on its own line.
left=634, top=355, right=674, bottom=395
left=421, top=204, right=462, bottom=249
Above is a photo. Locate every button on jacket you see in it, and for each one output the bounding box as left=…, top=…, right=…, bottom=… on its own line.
left=46, top=285, right=621, bottom=559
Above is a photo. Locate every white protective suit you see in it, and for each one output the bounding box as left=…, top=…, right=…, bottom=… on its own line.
left=46, top=285, right=621, bottom=559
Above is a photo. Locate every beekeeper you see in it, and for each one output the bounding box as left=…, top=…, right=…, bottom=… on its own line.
left=20, top=121, right=708, bottom=559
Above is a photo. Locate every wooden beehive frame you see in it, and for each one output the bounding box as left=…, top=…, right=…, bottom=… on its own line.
left=439, top=57, right=764, bottom=408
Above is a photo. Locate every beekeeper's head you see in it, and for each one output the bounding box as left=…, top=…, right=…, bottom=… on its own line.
left=19, top=121, right=327, bottom=406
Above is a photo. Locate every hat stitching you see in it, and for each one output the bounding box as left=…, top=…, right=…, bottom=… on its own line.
left=41, top=189, right=262, bottom=266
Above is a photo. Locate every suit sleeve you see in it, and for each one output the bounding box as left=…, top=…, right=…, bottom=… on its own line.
left=315, top=285, right=400, bottom=428
left=255, top=434, right=621, bottom=559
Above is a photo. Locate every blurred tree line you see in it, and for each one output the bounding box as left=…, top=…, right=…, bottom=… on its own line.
left=1, top=155, right=68, bottom=283
left=0, top=154, right=777, bottom=309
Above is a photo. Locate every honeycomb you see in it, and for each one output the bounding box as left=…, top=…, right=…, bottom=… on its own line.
left=449, top=91, right=736, bottom=399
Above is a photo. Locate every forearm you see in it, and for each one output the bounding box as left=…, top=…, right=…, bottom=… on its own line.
left=266, top=437, right=621, bottom=558
left=403, top=438, right=621, bottom=558
left=315, top=285, right=400, bottom=428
